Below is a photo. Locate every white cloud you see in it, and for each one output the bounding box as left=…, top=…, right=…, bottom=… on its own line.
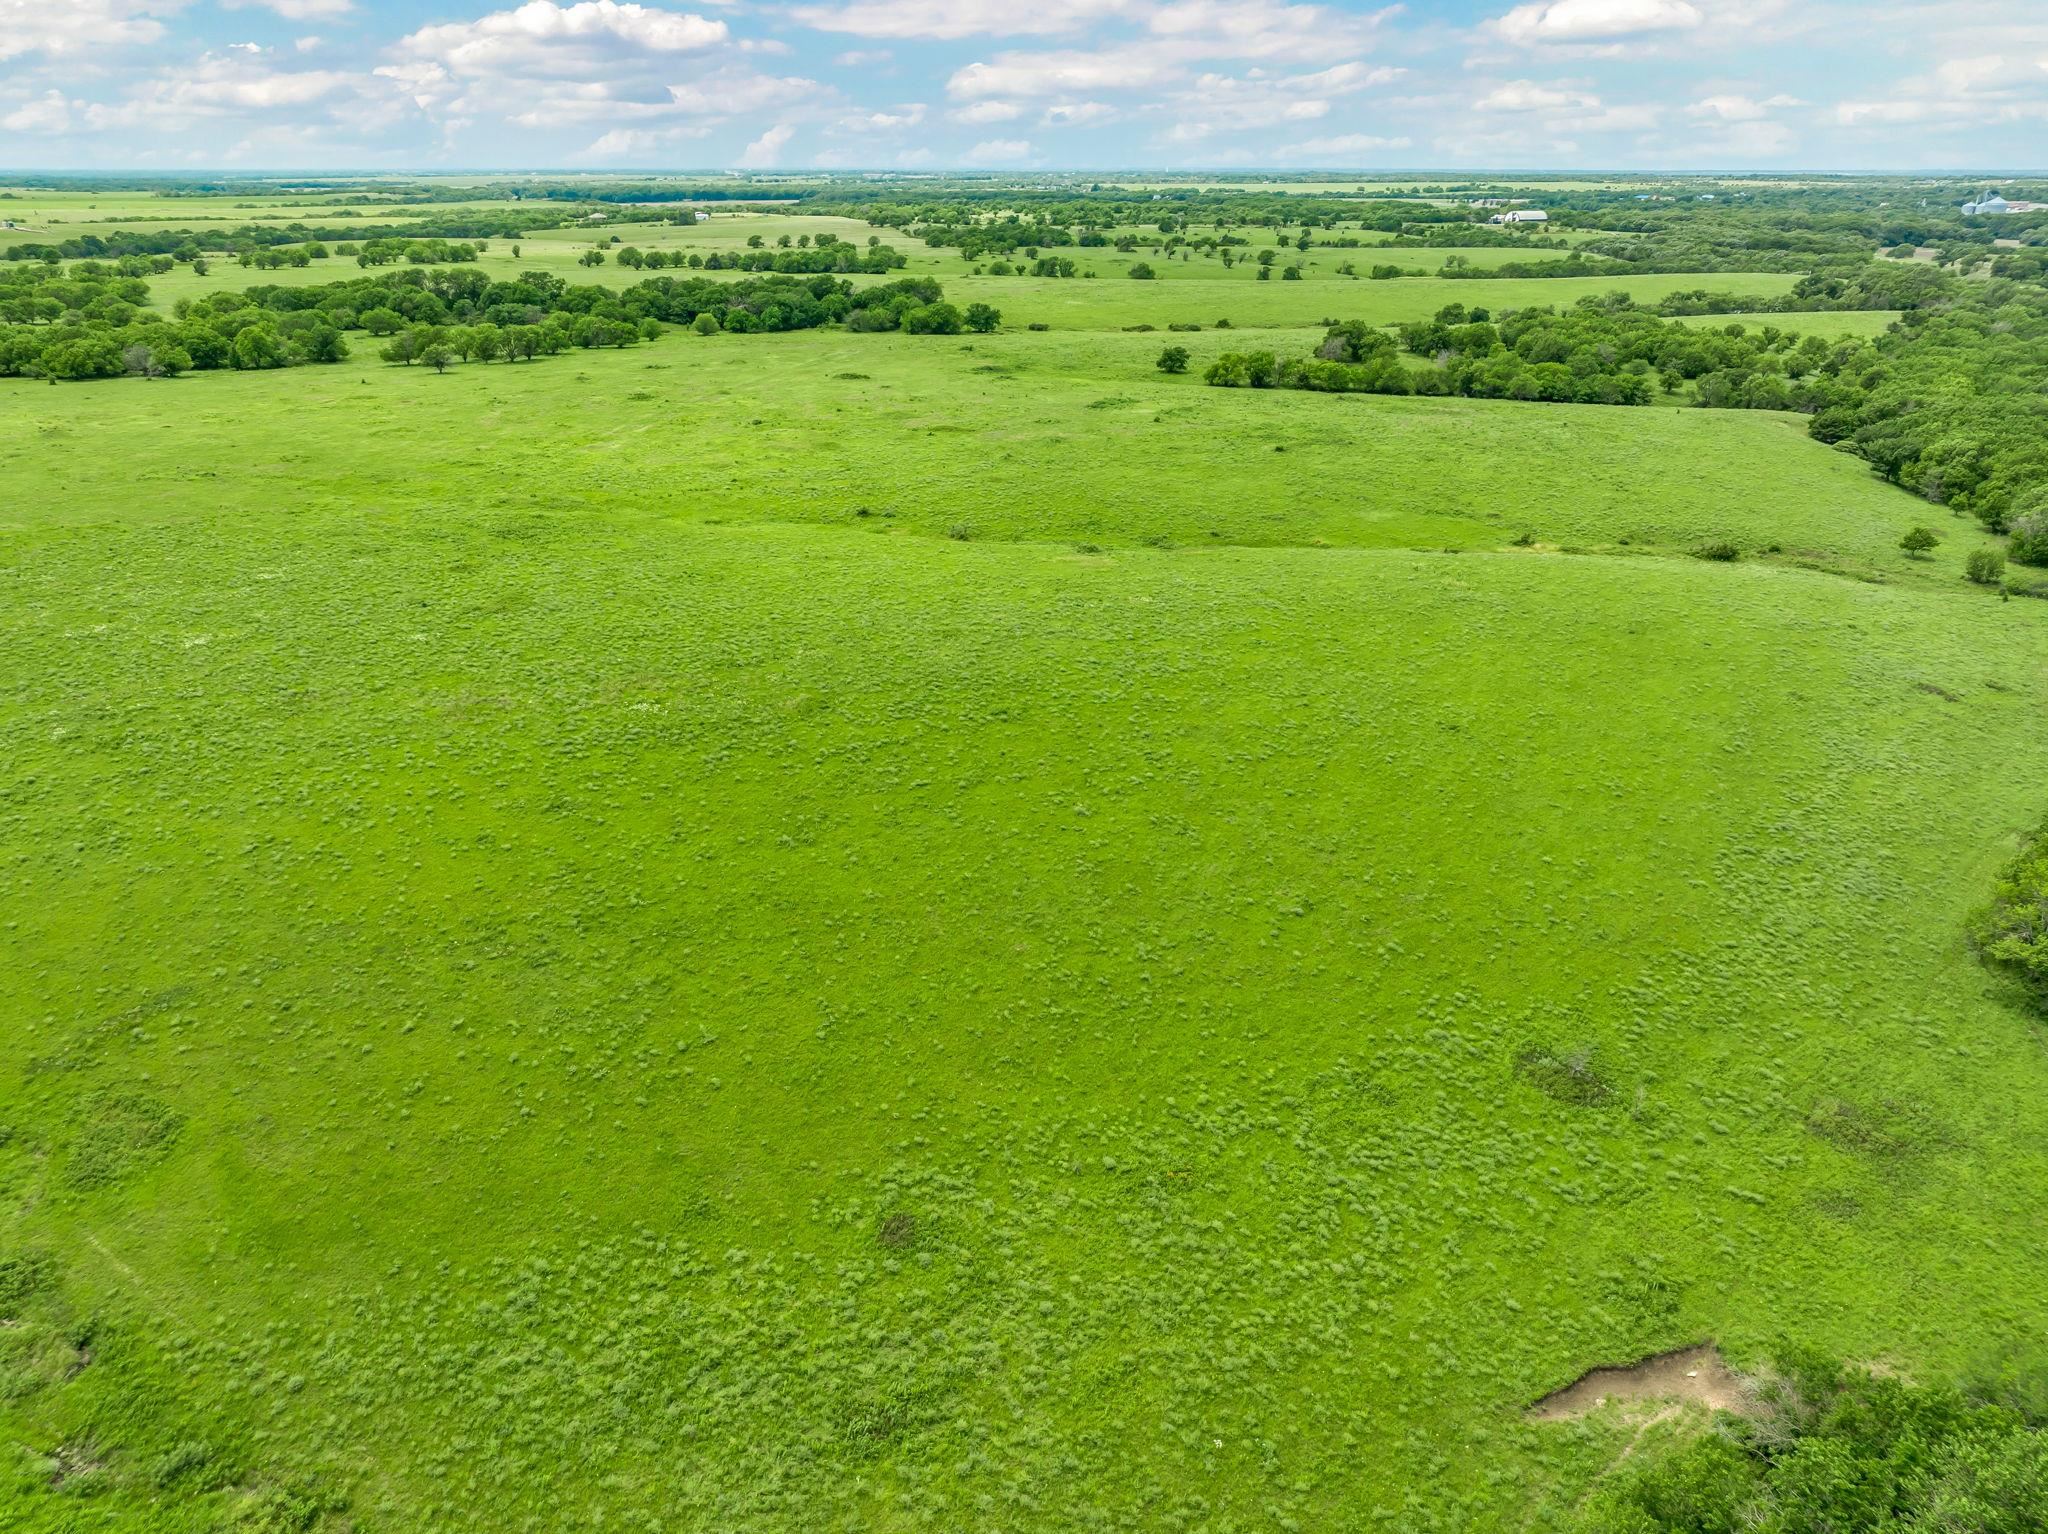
left=1275, top=130, right=1410, bottom=157
left=833, top=48, right=892, bottom=66
left=790, top=0, right=1128, bottom=41
left=1475, top=79, right=1597, bottom=111
left=965, top=136, right=1033, bottom=160
left=577, top=123, right=711, bottom=157
left=392, top=2, right=727, bottom=81
left=949, top=98, right=1024, bottom=122
left=85, top=54, right=366, bottom=129
left=950, top=46, right=1179, bottom=99
left=0, top=0, right=181, bottom=59
left=1145, top=0, right=1389, bottom=63
left=1041, top=99, right=1117, bottom=125
left=1685, top=92, right=1799, bottom=121
left=294, top=35, right=324, bottom=51
left=2, top=90, right=72, bottom=133
left=737, top=120, right=795, bottom=164
left=1493, top=0, right=1700, bottom=46
left=220, top=0, right=355, bottom=19
left=833, top=103, right=926, bottom=131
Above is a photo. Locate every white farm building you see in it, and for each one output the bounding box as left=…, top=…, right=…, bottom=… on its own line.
left=1487, top=209, right=1550, bottom=225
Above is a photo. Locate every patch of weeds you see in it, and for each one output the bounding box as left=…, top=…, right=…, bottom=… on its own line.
left=623, top=390, right=656, bottom=402
left=1087, top=395, right=1137, bottom=409
left=1805, top=1096, right=1950, bottom=1163
left=1694, top=540, right=1742, bottom=562
left=1914, top=680, right=1960, bottom=702
left=1515, top=1045, right=1612, bottom=1107
left=879, top=1212, right=918, bottom=1249
left=58, top=1090, right=181, bottom=1192
left=832, top=371, right=870, bottom=380
left=946, top=523, right=974, bottom=541
left=0, top=1249, right=57, bottom=1317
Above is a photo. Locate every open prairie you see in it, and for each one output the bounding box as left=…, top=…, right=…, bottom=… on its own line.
left=3, top=165, right=2047, bottom=1533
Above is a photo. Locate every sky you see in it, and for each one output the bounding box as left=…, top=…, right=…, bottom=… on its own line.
left=0, top=0, right=2044, bottom=173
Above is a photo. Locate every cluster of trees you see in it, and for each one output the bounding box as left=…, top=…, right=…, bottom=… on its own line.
left=1194, top=284, right=2048, bottom=566
left=349, top=238, right=483, bottom=268
left=1973, top=820, right=2048, bottom=1007
left=0, top=260, right=974, bottom=380
left=614, top=236, right=905, bottom=276
left=1580, top=1350, right=2048, bottom=1533
left=1808, top=281, right=2048, bottom=539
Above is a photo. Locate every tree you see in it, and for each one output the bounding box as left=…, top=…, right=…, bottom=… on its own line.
left=1156, top=345, right=1190, bottom=374
left=421, top=343, right=454, bottom=374
left=471, top=325, right=504, bottom=364
left=1966, top=548, right=2006, bottom=586
left=964, top=302, right=1001, bottom=333
left=692, top=312, right=721, bottom=335
left=122, top=343, right=165, bottom=380
left=579, top=249, right=606, bottom=267
left=1900, top=525, right=1939, bottom=558
left=2012, top=511, right=2048, bottom=568
left=361, top=307, right=403, bottom=336
left=231, top=326, right=287, bottom=370
left=1129, top=262, right=1156, bottom=280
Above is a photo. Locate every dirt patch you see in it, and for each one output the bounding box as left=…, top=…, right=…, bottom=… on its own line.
left=1529, top=1343, right=1751, bottom=1421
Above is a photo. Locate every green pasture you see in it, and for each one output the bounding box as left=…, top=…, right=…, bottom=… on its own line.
left=1, top=183, right=2044, bottom=1534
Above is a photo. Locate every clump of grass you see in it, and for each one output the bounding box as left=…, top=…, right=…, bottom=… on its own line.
left=945, top=523, right=973, bottom=541
left=1514, top=1046, right=1612, bottom=1107
left=1695, top=540, right=1742, bottom=562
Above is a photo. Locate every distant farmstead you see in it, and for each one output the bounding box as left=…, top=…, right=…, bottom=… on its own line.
left=1488, top=209, right=1550, bottom=225
left=1962, top=190, right=2046, bottom=215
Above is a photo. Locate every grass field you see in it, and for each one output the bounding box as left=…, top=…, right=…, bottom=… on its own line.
left=4, top=188, right=2046, bottom=1533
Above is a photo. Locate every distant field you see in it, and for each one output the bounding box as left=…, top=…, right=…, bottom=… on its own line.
left=1669, top=309, right=1901, bottom=339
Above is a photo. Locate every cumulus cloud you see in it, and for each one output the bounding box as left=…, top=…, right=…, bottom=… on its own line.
left=2, top=90, right=72, bottom=133
left=1493, top=0, right=1701, bottom=46
left=950, top=47, right=1179, bottom=99
left=577, top=123, right=711, bottom=158
left=737, top=120, right=795, bottom=164
left=950, top=98, right=1024, bottom=122
left=0, top=0, right=180, bottom=59
left=220, top=0, right=356, bottom=19
left=965, top=136, right=1033, bottom=160
left=1041, top=100, right=1117, bottom=126
left=1475, top=79, right=1598, bottom=112
left=392, top=1, right=726, bottom=81
left=791, top=0, right=1128, bottom=40
left=1685, top=92, right=1799, bottom=121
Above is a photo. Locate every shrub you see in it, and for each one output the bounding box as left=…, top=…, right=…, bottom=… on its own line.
left=691, top=312, right=720, bottom=335
left=1972, top=821, right=2048, bottom=1005
left=2011, top=512, right=2048, bottom=568
left=1695, top=541, right=1742, bottom=562
left=1967, top=548, right=2007, bottom=586
left=1900, top=525, right=1940, bottom=557
left=1156, top=345, right=1189, bottom=374
left=1128, top=262, right=1156, bottom=280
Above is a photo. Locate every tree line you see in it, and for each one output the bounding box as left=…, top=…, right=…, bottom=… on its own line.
left=0, top=263, right=972, bottom=381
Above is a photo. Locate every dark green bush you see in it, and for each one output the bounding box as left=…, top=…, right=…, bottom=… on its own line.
left=1972, top=821, right=2048, bottom=1005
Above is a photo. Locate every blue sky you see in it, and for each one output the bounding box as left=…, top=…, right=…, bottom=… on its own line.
left=2, top=1, right=2043, bottom=171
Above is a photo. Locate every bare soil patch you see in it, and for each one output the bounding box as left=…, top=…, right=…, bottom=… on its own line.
left=1529, top=1342, right=1751, bottom=1421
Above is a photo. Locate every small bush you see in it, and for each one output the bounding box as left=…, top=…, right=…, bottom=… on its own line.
left=1695, top=541, right=1742, bottom=562
left=1900, top=525, right=1940, bottom=557
left=1972, top=820, right=2048, bottom=1005
left=1967, top=547, right=2007, bottom=586
left=1026, top=321, right=1050, bottom=332
left=946, top=524, right=973, bottom=541
left=1156, top=345, right=1190, bottom=375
